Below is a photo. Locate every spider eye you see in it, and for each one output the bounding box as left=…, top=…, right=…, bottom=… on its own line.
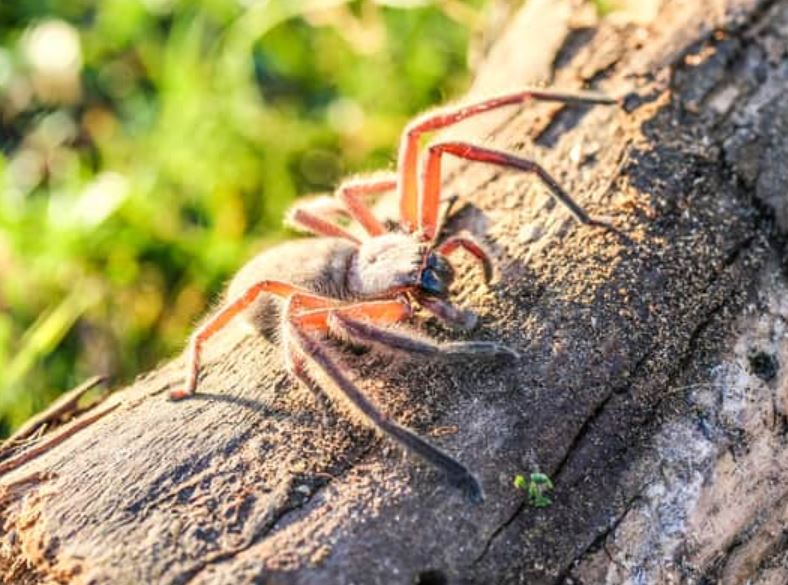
left=420, top=268, right=447, bottom=297
left=427, top=254, right=444, bottom=269
left=427, top=253, right=454, bottom=282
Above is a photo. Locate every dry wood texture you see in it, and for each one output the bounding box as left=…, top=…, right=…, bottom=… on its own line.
left=2, top=0, right=788, bottom=583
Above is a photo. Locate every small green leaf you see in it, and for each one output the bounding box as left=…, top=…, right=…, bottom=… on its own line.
left=513, top=471, right=554, bottom=507
left=530, top=472, right=553, bottom=488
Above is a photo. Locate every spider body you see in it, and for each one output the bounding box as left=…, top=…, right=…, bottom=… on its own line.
left=227, top=238, right=357, bottom=338
left=227, top=233, right=459, bottom=335
left=170, top=89, right=618, bottom=503
left=348, top=232, right=447, bottom=298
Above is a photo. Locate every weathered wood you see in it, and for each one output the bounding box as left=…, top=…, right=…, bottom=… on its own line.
left=2, top=0, right=787, bottom=583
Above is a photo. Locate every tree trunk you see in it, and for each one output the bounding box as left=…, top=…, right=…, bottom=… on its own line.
left=2, top=0, right=787, bottom=583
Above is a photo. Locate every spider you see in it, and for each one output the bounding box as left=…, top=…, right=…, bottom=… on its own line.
left=169, top=89, right=617, bottom=503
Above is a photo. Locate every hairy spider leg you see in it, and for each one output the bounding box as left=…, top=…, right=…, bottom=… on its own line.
left=290, top=297, right=412, bottom=332
left=286, top=294, right=515, bottom=361
left=284, top=294, right=411, bottom=360
left=423, top=142, right=612, bottom=238
left=285, top=295, right=411, bottom=380
left=419, top=296, right=479, bottom=330
left=286, top=175, right=397, bottom=240
left=286, top=320, right=484, bottom=503
left=285, top=207, right=361, bottom=244
left=436, top=232, right=494, bottom=284
left=281, top=295, right=490, bottom=501
left=336, top=176, right=396, bottom=236
left=170, top=281, right=331, bottom=400
left=331, top=313, right=518, bottom=362
left=396, top=89, right=617, bottom=235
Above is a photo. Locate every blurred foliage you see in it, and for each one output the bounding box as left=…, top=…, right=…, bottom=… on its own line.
left=0, top=0, right=493, bottom=436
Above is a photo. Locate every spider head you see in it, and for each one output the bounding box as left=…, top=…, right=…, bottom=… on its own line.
left=348, top=233, right=427, bottom=297
left=419, top=251, right=455, bottom=297
left=348, top=233, right=457, bottom=299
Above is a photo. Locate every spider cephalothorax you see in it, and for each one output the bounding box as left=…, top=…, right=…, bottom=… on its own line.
left=348, top=233, right=459, bottom=300
left=170, top=89, right=617, bottom=503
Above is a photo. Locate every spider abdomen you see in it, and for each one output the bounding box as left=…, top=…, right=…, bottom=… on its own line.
left=226, top=237, right=356, bottom=337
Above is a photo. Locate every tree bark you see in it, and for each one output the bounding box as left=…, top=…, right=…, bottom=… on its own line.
left=2, top=0, right=788, bottom=583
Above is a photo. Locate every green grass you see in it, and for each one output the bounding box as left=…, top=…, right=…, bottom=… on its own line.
left=0, top=0, right=488, bottom=436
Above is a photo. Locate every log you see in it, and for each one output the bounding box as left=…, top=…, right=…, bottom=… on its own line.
left=2, top=0, right=787, bottom=583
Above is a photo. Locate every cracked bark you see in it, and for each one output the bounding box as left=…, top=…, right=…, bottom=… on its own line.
left=2, top=0, right=788, bottom=583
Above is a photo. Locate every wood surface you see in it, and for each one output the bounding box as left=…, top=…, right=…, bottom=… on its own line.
left=2, top=1, right=787, bottom=583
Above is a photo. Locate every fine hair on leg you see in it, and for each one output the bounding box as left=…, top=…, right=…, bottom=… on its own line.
left=329, top=313, right=519, bottom=363
left=436, top=232, right=494, bottom=283
left=172, top=281, right=330, bottom=400
left=288, top=323, right=484, bottom=503
left=419, top=296, right=479, bottom=330
left=336, top=175, right=396, bottom=236
left=286, top=174, right=395, bottom=239
left=285, top=207, right=361, bottom=243
left=397, top=88, right=617, bottom=233
left=423, top=141, right=614, bottom=231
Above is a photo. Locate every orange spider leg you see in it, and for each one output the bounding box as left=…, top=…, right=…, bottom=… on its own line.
left=287, top=291, right=338, bottom=314
left=286, top=208, right=361, bottom=244
left=286, top=175, right=396, bottom=240
left=397, top=89, right=617, bottom=233
left=290, top=297, right=412, bottom=332
left=337, top=176, right=396, bottom=237
left=283, top=306, right=484, bottom=503
left=436, top=233, right=494, bottom=283
left=170, top=280, right=328, bottom=400
left=281, top=295, right=515, bottom=503
left=422, top=142, right=611, bottom=241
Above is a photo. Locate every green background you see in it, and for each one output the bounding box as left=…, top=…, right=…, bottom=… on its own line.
left=0, top=0, right=494, bottom=436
